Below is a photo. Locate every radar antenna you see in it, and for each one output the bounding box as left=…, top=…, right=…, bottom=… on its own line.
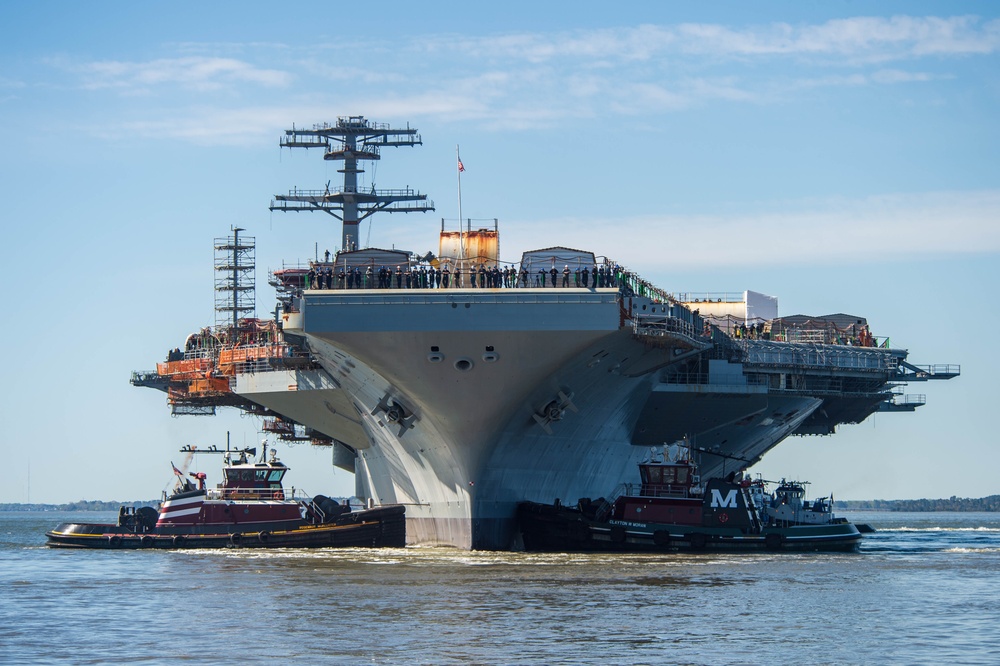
left=270, top=115, right=435, bottom=252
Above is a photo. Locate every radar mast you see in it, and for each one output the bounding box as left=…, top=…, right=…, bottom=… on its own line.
left=270, top=115, right=435, bottom=251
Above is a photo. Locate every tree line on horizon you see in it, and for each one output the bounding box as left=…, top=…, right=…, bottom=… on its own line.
left=3, top=495, right=1000, bottom=512
left=838, top=495, right=1000, bottom=512
left=0, top=500, right=160, bottom=512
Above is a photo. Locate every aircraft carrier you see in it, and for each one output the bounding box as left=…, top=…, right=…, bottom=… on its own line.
left=133, top=115, right=959, bottom=550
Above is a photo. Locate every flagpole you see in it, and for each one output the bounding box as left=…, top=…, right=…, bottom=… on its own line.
left=457, top=144, right=465, bottom=273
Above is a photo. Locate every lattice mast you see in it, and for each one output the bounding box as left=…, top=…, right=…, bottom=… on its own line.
left=270, top=115, right=434, bottom=252
left=214, top=227, right=255, bottom=336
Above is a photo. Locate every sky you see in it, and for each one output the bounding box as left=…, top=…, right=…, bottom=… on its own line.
left=1, top=1, right=997, bottom=504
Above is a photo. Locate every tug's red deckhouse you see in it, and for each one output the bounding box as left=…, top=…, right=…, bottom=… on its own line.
left=611, top=457, right=703, bottom=526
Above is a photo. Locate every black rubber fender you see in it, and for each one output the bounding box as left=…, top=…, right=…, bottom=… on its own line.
left=653, top=530, right=671, bottom=547
left=609, top=525, right=627, bottom=543
left=765, top=532, right=784, bottom=550
left=230, top=532, right=242, bottom=546
left=688, top=532, right=708, bottom=549
left=258, top=531, right=270, bottom=544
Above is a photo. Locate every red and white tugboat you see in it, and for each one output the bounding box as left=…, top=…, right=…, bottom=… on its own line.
left=517, top=440, right=861, bottom=552
left=46, top=441, right=405, bottom=549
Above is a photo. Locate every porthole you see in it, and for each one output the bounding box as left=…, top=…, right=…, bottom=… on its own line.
left=454, top=358, right=474, bottom=372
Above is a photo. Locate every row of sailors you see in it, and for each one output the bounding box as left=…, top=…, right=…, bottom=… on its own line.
left=306, top=264, right=623, bottom=290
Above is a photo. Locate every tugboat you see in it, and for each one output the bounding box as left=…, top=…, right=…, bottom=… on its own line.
left=517, top=441, right=861, bottom=553
left=46, top=441, right=405, bottom=549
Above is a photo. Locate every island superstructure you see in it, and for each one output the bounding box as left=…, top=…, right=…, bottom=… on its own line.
left=133, top=115, right=959, bottom=550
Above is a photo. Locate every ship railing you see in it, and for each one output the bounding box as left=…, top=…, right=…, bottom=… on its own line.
left=632, top=483, right=695, bottom=498
left=206, top=487, right=303, bottom=502
left=296, top=259, right=632, bottom=292
left=739, top=340, right=897, bottom=373
left=277, top=186, right=427, bottom=198
left=660, top=371, right=768, bottom=388
left=888, top=393, right=926, bottom=406
left=673, top=292, right=747, bottom=304
left=603, top=483, right=629, bottom=506
left=613, top=264, right=675, bottom=304
left=614, top=482, right=699, bottom=500
left=905, top=364, right=961, bottom=377
left=766, top=328, right=890, bottom=348
left=632, top=314, right=698, bottom=339
left=233, top=350, right=315, bottom=375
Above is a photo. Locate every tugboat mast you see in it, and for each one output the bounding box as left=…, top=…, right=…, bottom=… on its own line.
left=269, top=115, right=435, bottom=252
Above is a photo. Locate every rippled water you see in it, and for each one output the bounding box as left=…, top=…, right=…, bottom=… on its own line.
left=3, top=511, right=999, bottom=664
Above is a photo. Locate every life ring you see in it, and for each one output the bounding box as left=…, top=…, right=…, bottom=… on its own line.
left=172, top=535, right=185, bottom=548
left=108, top=535, right=122, bottom=548
left=765, top=532, right=783, bottom=550
left=258, top=531, right=270, bottom=544
left=689, top=532, right=708, bottom=550
left=609, top=525, right=627, bottom=543
left=229, top=532, right=242, bottom=546
left=718, top=512, right=730, bottom=524
left=273, top=491, right=284, bottom=501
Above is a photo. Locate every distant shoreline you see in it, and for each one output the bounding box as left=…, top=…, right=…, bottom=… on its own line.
left=1, top=501, right=159, bottom=512
left=4, top=495, right=999, bottom=513
left=838, top=496, right=1000, bottom=512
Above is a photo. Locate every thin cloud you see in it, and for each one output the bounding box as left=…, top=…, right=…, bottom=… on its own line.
left=0, top=75, right=26, bottom=89
left=65, top=56, right=292, bottom=93
left=502, top=190, right=1000, bottom=270
left=438, top=16, right=1000, bottom=64
left=105, top=105, right=310, bottom=145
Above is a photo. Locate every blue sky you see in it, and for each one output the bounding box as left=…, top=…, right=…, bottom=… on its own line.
left=1, top=1, right=997, bottom=503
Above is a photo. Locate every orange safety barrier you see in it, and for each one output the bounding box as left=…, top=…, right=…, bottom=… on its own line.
left=188, top=378, right=232, bottom=395
left=157, top=358, right=212, bottom=376
left=218, top=345, right=287, bottom=366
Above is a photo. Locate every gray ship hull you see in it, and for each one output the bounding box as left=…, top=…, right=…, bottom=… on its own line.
left=236, top=288, right=823, bottom=549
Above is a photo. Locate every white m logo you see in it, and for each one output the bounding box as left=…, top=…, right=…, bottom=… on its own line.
left=710, top=489, right=738, bottom=508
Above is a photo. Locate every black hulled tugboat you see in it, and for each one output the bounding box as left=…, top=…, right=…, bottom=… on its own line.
left=46, top=441, right=405, bottom=549
left=517, top=440, right=861, bottom=553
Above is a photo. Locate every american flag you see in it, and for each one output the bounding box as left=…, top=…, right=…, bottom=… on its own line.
left=458, top=157, right=465, bottom=173
left=171, top=462, right=184, bottom=477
